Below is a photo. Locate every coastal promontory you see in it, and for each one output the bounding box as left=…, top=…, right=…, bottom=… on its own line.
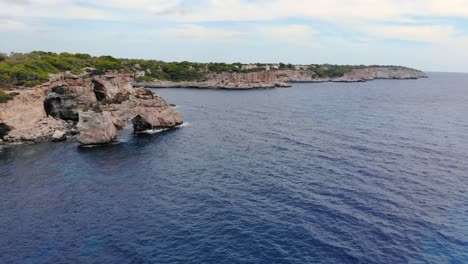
left=0, top=72, right=182, bottom=145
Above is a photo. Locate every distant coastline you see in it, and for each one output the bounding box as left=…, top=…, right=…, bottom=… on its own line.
left=135, top=67, right=427, bottom=90
left=0, top=51, right=426, bottom=91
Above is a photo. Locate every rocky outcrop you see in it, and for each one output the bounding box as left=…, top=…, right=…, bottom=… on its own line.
left=276, top=67, right=427, bottom=83
left=4, top=117, right=72, bottom=143
left=77, top=88, right=182, bottom=145
left=0, top=73, right=182, bottom=145
left=77, top=111, right=119, bottom=145
left=52, top=130, right=67, bottom=142
left=339, top=67, right=426, bottom=81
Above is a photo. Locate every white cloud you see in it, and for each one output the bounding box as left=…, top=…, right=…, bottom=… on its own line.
left=159, top=0, right=468, bottom=23
left=0, top=19, right=25, bottom=30
left=260, top=24, right=316, bottom=46
left=160, top=24, right=244, bottom=41
left=365, top=25, right=459, bottom=43
left=1, top=0, right=468, bottom=71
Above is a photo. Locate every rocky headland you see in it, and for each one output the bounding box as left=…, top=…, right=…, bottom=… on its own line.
left=0, top=73, right=182, bottom=145
left=136, top=66, right=427, bottom=89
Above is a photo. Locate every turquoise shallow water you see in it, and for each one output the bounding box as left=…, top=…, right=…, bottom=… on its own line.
left=1, top=72, right=467, bottom=263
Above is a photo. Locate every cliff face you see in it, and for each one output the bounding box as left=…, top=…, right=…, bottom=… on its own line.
left=275, top=70, right=316, bottom=82
left=276, top=67, right=427, bottom=83
left=0, top=73, right=182, bottom=145
left=206, top=71, right=278, bottom=84
left=341, top=67, right=426, bottom=81
left=139, top=71, right=290, bottom=89
left=138, top=66, right=426, bottom=89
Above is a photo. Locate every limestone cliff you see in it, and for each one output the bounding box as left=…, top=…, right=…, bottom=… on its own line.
left=276, top=67, right=427, bottom=83
left=138, top=71, right=290, bottom=89
left=137, top=66, right=426, bottom=89
left=0, top=73, right=182, bottom=145
left=339, top=67, right=427, bottom=81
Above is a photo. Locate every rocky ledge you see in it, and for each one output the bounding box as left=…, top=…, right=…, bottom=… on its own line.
left=0, top=73, right=182, bottom=145
left=137, top=66, right=426, bottom=89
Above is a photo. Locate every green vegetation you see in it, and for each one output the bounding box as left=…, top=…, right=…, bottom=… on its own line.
left=0, top=51, right=401, bottom=88
left=110, top=92, right=131, bottom=104
left=0, top=90, right=19, bottom=103
left=279, top=63, right=295, bottom=70
left=0, top=51, right=124, bottom=87
left=309, top=65, right=355, bottom=78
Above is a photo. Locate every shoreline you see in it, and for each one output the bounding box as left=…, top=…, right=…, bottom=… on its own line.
left=135, top=75, right=428, bottom=90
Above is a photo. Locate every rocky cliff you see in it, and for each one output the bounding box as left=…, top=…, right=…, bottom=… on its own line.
left=138, top=71, right=291, bottom=89
left=276, top=67, right=427, bottom=83
left=138, top=66, right=426, bottom=89
left=0, top=73, right=182, bottom=145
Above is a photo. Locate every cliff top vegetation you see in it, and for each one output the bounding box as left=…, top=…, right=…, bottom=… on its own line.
left=0, top=51, right=404, bottom=88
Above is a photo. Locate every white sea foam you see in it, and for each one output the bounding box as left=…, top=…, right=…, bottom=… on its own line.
left=141, top=128, right=168, bottom=134
left=177, top=122, right=191, bottom=128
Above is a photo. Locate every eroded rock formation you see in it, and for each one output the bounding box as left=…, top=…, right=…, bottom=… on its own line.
left=77, top=88, right=182, bottom=145
left=0, top=73, right=182, bottom=145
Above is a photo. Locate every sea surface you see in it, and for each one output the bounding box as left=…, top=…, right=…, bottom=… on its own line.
left=1, top=72, right=467, bottom=264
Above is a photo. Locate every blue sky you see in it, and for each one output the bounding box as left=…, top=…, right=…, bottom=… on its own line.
left=1, top=0, right=468, bottom=72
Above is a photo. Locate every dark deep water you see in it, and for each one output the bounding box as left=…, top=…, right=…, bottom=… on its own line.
left=1, top=73, right=467, bottom=263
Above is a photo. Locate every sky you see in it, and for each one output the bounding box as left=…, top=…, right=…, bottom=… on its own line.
left=1, top=0, right=468, bottom=72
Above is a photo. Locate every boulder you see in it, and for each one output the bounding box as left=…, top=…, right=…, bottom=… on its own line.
left=3, top=116, right=71, bottom=143
left=77, top=111, right=118, bottom=145
left=52, top=130, right=67, bottom=142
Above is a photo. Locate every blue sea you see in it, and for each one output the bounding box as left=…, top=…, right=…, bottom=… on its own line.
left=1, top=72, right=467, bottom=263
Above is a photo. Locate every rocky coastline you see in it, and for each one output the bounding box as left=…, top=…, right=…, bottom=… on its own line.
left=136, top=67, right=427, bottom=89
left=0, top=73, right=182, bottom=145
left=0, top=66, right=426, bottom=146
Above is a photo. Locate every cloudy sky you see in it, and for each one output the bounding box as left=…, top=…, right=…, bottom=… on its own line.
left=1, top=0, right=468, bottom=72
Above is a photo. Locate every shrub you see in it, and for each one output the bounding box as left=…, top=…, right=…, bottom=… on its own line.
left=91, top=103, right=102, bottom=113
left=143, top=88, right=153, bottom=95
left=102, top=98, right=113, bottom=105
left=112, top=92, right=130, bottom=104
left=0, top=90, right=19, bottom=103
left=135, top=76, right=154, bottom=83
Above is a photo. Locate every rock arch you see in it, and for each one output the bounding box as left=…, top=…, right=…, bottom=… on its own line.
left=43, top=86, right=80, bottom=121
left=132, top=115, right=152, bottom=132
left=77, top=88, right=183, bottom=145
